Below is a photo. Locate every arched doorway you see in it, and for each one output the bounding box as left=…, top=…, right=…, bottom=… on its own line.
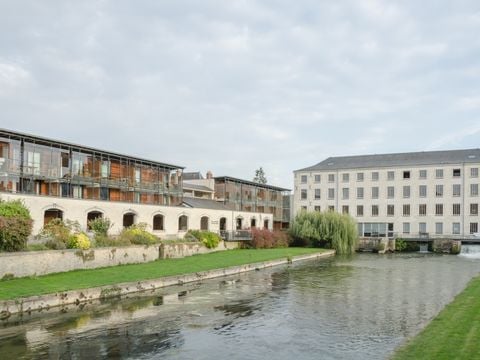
left=236, top=217, right=243, bottom=230
left=219, top=217, right=227, bottom=231
left=44, top=209, right=63, bottom=226
left=264, top=219, right=269, bottom=229
left=178, top=215, right=188, bottom=231
left=250, top=218, right=257, bottom=228
left=87, top=211, right=103, bottom=230
left=153, top=214, right=164, bottom=231
left=200, top=216, right=209, bottom=231
left=123, top=212, right=136, bottom=228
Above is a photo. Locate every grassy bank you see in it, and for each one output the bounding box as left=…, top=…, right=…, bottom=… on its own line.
left=0, top=248, right=326, bottom=300
left=393, top=275, right=480, bottom=359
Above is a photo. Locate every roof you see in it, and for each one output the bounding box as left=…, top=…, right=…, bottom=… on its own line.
left=182, top=182, right=214, bottom=192
left=214, top=176, right=291, bottom=192
left=182, top=197, right=232, bottom=210
left=183, top=172, right=204, bottom=180
left=295, top=149, right=480, bottom=172
left=0, top=128, right=184, bottom=170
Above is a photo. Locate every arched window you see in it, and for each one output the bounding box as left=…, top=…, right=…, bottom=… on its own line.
left=153, top=214, right=164, bottom=231
left=250, top=218, right=257, bottom=228
left=44, top=209, right=63, bottom=226
left=178, top=215, right=188, bottom=231
left=123, top=212, right=136, bottom=228
left=264, top=219, right=269, bottom=229
left=220, top=217, right=227, bottom=231
left=200, top=216, right=209, bottom=231
left=87, top=211, right=103, bottom=230
left=236, top=217, right=243, bottom=230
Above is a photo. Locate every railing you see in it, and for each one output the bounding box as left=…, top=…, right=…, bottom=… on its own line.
left=220, top=230, right=253, bottom=241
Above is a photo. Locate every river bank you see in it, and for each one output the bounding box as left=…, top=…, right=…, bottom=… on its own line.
left=0, top=248, right=333, bottom=317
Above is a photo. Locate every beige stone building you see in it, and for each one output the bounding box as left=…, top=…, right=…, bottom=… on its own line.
left=294, top=149, right=480, bottom=238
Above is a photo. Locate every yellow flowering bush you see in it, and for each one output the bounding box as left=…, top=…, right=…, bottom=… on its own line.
left=67, top=232, right=91, bottom=250
left=119, top=223, right=158, bottom=245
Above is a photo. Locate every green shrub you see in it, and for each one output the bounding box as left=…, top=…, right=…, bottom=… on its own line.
left=289, top=211, right=358, bottom=255
left=250, top=229, right=289, bottom=249
left=187, top=230, right=221, bottom=249
left=38, top=219, right=91, bottom=250
left=118, top=223, right=158, bottom=245
left=0, top=200, right=33, bottom=252
left=93, top=234, right=132, bottom=247
left=88, top=217, right=112, bottom=237
left=395, top=238, right=407, bottom=252
left=67, top=233, right=91, bottom=250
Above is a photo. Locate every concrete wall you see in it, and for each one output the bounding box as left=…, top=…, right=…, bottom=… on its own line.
left=0, top=241, right=239, bottom=279
left=0, top=193, right=273, bottom=238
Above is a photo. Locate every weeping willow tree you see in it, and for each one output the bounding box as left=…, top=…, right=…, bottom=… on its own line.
left=289, top=211, right=358, bottom=255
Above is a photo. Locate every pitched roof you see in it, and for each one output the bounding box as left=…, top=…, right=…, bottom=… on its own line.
left=183, top=172, right=204, bottom=180
left=296, top=149, right=480, bottom=172
left=182, top=197, right=232, bottom=210
left=214, top=176, right=291, bottom=192
left=182, top=182, right=214, bottom=192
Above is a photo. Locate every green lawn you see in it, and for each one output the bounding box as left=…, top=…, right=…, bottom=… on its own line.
left=393, top=275, right=480, bottom=360
left=0, top=248, right=326, bottom=300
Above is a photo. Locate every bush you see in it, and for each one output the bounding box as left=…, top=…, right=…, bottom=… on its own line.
left=67, top=233, right=91, bottom=250
left=289, top=211, right=358, bottom=255
left=88, top=217, right=112, bottom=237
left=118, top=223, right=158, bottom=245
left=395, top=238, right=407, bottom=252
left=94, top=234, right=132, bottom=247
left=0, top=200, right=33, bottom=252
left=39, top=219, right=91, bottom=250
left=187, top=230, right=221, bottom=249
left=250, top=229, right=289, bottom=249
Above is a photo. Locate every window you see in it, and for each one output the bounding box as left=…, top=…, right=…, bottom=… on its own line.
left=403, top=186, right=410, bottom=198
left=73, top=186, right=82, bottom=199
left=471, top=168, right=479, bottom=178
left=26, top=151, right=41, bottom=175
left=453, top=169, right=461, bottom=177
left=471, top=223, right=479, bottom=234
left=123, top=213, right=135, bottom=228
left=356, top=205, right=364, bottom=216
left=328, top=205, right=335, bottom=212
left=371, top=187, right=379, bottom=199
left=179, top=215, right=188, bottom=231
left=301, top=206, right=307, bottom=211
left=419, top=170, right=427, bottom=179
left=314, top=189, right=321, bottom=200
left=100, top=187, right=109, bottom=201
left=314, top=206, right=321, bottom=212
left=301, top=175, right=307, bottom=183
left=342, top=205, right=349, bottom=214
left=357, top=172, right=364, bottom=182
left=419, top=185, right=427, bottom=198
left=387, top=186, right=394, bottom=198
left=86, top=211, right=102, bottom=230
left=435, top=184, right=444, bottom=197
left=371, top=171, right=379, bottom=181
left=153, top=214, right=164, bottom=230
left=328, top=188, right=335, bottom=199
left=342, top=173, right=349, bottom=182
left=342, top=188, right=349, bottom=200
left=371, top=205, right=379, bottom=216
left=357, top=187, right=364, bottom=199
left=436, top=169, right=443, bottom=179
left=403, top=171, right=410, bottom=179
left=314, top=174, right=321, bottom=183
left=328, top=174, right=335, bottom=183
left=453, top=203, right=461, bottom=216
left=453, top=184, right=461, bottom=197
left=452, top=222, right=461, bottom=235
left=419, top=204, right=427, bottom=216
left=387, top=204, right=394, bottom=216
left=435, top=222, right=443, bottom=235
left=435, top=204, right=444, bottom=216
left=200, top=216, right=209, bottom=230
left=387, top=171, right=395, bottom=181
left=403, top=222, right=410, bottom=234
left=101, top=161, right=109, bottom=178
left=471, top=184, right=479, bottom=196
left=403, top=204, right=410, bottom=216
left=135, top=168, right=141, bottom=184
left=471, top=203, right=478, bottom=215
left=419, top=222, right=427, bottom=234
left=301, top=189, right=307, bottom=200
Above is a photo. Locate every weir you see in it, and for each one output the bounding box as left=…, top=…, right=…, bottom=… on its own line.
left=459, top=244, right=480, bottom=259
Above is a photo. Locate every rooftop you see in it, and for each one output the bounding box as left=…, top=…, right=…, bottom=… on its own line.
left=214, top=176, right=291, bottom=192
left=181, top=197, right=231, bottom=210
left=182, top=182, right=214, bottom=192
left=296, top=148, right=480, bottom=172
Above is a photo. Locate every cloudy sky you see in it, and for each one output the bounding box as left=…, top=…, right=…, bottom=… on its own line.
left=1, top=1, right=479, bottom=188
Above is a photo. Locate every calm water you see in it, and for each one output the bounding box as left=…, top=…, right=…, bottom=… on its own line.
left=1, top=253, right=479, bottom=359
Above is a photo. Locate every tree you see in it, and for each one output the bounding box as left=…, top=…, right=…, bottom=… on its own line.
left=253, top=167, right=267, bottom=184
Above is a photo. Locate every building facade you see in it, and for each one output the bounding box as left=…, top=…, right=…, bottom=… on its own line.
left=294, top=149, right=480, bottom=238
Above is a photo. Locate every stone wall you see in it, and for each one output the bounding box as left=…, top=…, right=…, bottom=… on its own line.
left=0, top=241, right=239, bottom=279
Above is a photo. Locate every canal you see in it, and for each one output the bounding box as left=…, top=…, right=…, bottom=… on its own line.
left=1, top=253, right=479, bottom=359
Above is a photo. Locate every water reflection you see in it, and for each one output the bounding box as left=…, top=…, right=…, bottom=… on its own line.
left=1, top=253, right=479, bottom=359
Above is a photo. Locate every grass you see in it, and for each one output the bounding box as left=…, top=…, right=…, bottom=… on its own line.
left=393, top=275, right=480, bottom=360
left=0, top=248, right=326, bottom=300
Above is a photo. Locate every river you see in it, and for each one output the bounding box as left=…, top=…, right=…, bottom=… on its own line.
left=1, top=253, right=479, bottom=359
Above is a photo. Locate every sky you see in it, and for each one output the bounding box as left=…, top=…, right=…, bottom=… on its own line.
left=1, top=1, right=479, bottom=189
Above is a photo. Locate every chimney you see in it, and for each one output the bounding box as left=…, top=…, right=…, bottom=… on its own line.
left=206, top=170, right=213, bottom=179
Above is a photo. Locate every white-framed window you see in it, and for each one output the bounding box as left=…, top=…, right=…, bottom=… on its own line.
left=387, top=186, right=394, bottom=198
left=342, top=188, right=349, bottom=200
left=435, top=222, right=443, bottom=235
left=453, top=169, right=461, bottom=177
left=419, top=185, right=427, bottom=198
left=135, top=168, right=141, bottom=184
left=314, top=205, right=321, bottom=212
left=371, top=205, right=379, bottom=216
left=356, top=205, right=363, bottom=216
left=403, top=186, right=410, bottom=198
left=301, top=175, right=307, bottom=183
left=435, top=204, right=444, bottom=216
left=387, top=171, right=395, bottom=181
left=436, top=169, right=444, bottom=179
left=419, top=204, right=427, bottom=216
left=342, top=173, right=349, bottom=182
left=371, top=187, right=379, bottom=199
left=419, top=169, right=427, bottom=179
left=471, top=222, right=479, bottom=234
left=342, top=205, right=349, bottom=214
left=357, top=187, right=364, bottom=199
left=452, top=184, right=461, bottom=197
left=453, top=203, right=461, bottom=216
left=470, top=203, right=478, bottom=215
left=435, top=184, right=443, bottom=197
left=419, top=222, right=427, bottom=234
left=371, top=171, right=379, bottom=181
left=328, top=188, right=335, bottom=199
left=471, top=184, right=479, bottom=197
left=403, top=204, right=410, bottom=216
left=301, top=189, right=307, bottom=200
left=314, top=174, right=321, bottom=183
left=471, top=168, right=478, bottom=178
left=403, top=222, right=410, bottom=234
left=314, top=188, right=321, bottom=200
left=357, top=172, right=364, bottom=182
left=387, top=204, right=394, bottom=216
left=452, top=222, right=461, bottom=234
left=328, top=174, right=335, bottom=182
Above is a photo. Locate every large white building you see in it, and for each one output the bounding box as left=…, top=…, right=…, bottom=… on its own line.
left=293, top=149, right=480, bottom=238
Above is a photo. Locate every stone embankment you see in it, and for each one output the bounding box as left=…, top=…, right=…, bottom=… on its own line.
left=0, top=251, right=334, bottom=318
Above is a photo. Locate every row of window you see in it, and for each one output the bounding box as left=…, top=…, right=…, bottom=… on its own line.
left=300, top=184, right=479, bottom=200
left=401, top=222, right=478, bottom=235
left=306, top=203, right=479, bottom=217
left=300, top=167, right=479, bottom=184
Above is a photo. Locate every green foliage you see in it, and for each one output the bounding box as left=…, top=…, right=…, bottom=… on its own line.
left=88, top=217, right=112, bottom=237
left=250, top=229, right=289, bottom=249
left=118, top=223, right=158, bottom=245
left=395, top=238, right=407, bottom=252
left=67, top=233, right=91, bottom=250
left=451, top=242, right=461, bottom=255
left=289, top=211, right=358, bottom=255
left=187, top=230, right=221, bottom=248
left=253, top=167, right=267, bottom=184
left=39, top=219, right=90, bottom=250
left=0, top=199, right=33, bottom=252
